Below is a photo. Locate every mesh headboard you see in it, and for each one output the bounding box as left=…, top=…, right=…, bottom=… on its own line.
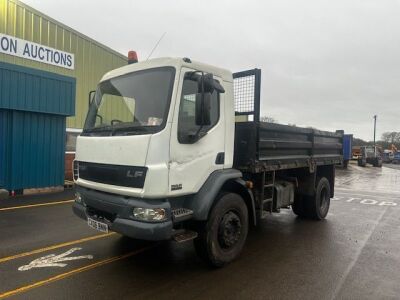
left=233, top=69, right=261, bottom=122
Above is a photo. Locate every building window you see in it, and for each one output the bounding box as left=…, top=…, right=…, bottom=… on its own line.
left=178, top=75, right=220, bottom=144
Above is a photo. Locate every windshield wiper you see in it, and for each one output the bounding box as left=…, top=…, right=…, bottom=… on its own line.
left=111, top=125, right=151, bottom=135
left=83, top=124, right=155, bottom=136
left=83, top=125, right=113, bottom=133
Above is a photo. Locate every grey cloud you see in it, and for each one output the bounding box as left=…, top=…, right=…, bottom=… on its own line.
left=24, top=0, right=400, bottom=140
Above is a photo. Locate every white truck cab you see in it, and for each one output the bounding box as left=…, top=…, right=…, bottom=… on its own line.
left=75, top=57, right=234, bottom=198
left=73, top=56, right=342, bottom=267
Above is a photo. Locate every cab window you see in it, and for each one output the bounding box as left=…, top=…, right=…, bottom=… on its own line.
left=178, top=76, right=219, bottom=143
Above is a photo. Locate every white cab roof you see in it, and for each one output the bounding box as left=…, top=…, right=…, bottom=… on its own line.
left=100, top=57, right=233, bottom=83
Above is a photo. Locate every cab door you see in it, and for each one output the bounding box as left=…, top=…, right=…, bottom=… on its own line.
left=169, top=68, right=225, bottom=196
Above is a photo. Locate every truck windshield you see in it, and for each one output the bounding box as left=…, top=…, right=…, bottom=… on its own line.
left=83, top=67, right=175, bottom=136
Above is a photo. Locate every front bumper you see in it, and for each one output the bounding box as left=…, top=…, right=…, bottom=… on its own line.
left=73, top=186, right=173, bottom=241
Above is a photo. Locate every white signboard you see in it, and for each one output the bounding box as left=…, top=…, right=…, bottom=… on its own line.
left=0, top=33, right=75, bottom=70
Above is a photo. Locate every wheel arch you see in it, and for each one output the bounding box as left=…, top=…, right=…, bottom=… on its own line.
left=186, top=169, right=256, bottom=226
left=220, top=179, right=257, bottom=226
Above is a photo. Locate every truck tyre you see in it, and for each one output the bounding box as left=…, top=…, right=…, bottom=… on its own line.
left=292, top=194, right=306, bottom=217
left=193, top=193, right=248, bottom=267
left=293, top=178, right=330, bottom=220
left=358, top=159, right=366, bottom=167
left=306, top=177, right=331, bottom=220
left=343, top=160, right=349, bottom=169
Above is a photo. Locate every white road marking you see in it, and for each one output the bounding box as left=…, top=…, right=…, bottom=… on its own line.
left=336, top=188, right=400, bottom=200
left=378, top=201, right=397, bottom=206
left=360, top=199, right=378, bottom=205
left=18, top=248, right=93, bottom=271
left=332, top=195, right=398, bottom=207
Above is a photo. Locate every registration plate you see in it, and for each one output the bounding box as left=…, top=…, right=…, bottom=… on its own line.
left=87, top=217, right=108, bottom=233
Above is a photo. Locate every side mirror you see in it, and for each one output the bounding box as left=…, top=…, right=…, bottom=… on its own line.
left=199, top=73, right=225, bottom=94
left=88, top=90, right=96, bottom=106
left=195, top=92, right=211, bottom=126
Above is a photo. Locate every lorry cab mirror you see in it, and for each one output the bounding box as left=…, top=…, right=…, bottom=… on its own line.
left=202, top=73, right=215, bottom=93
left=187, top=71, right=225, bottom=94
left=201, top=73, right=225, bottom=94
left=195, top=92, right=211, bottom=126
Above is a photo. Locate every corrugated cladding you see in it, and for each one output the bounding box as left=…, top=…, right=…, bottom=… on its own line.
left=0, top=61, right=75, bottom=115
left=0, top=109, right=11, bottom=187
left=0, top=0, right=127, bottom=128
left=0, top=110, right=66, bottom=190
left=0, top=61, right=75, bottom=189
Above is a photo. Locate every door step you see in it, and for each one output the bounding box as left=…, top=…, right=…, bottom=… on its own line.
left=172, top=208, right=193, bottom=222
left=172, top=230, right=198, bottom=243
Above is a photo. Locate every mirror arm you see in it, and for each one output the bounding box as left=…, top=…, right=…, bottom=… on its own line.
left=192, top=72, right=205, bottom=140
left=88, top=90, right=96, bottom=106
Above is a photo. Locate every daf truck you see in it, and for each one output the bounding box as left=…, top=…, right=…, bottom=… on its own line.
left=73, top=56, right=343, bottom=267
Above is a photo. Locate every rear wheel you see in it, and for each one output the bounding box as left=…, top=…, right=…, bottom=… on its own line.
left=376, top=159, right=382, bottom=168
left=292, top=194, right=306, bottom=216
left=343, top=160, right=349, bottom=169
left=358, top=159, right=366, bottom=167
left=193, top=193, right=248, bottom=267
left=292, top=177, right=331, bottom=220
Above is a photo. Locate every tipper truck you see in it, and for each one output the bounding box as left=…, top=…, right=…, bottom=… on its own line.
left=357, top=146, right=382, bottom=167
left=73, top=56, right=343, bottom=267
left=336, top=131, right=352, bottom=168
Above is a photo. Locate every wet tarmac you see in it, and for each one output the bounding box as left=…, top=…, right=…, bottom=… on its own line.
left=0, top=161, right=399, bottom=299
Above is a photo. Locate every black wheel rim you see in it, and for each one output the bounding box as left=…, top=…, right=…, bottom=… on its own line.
left=320, top=187, right=329, bottom=213
left=217, top=210, right=242, bottom=250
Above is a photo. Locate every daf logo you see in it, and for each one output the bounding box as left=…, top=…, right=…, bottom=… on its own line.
left=126, top=170, right=144, bottom=178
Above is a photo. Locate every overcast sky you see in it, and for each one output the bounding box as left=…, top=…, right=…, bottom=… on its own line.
left=24, top=0, right=400, bottom=140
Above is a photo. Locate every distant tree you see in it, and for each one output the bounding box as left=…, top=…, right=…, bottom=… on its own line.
left=381, top=132, right=400, bottom=144
left=260, top=116, right=277, bottom=123
left=352, top=137, right=368, bottom=146
left=352, top=135, right=399, bottom=150
left=288, top=123, right=297, bottom=127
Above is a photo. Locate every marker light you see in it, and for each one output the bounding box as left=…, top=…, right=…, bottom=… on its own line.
left=133, top=208, right=166, bottom=221
left=128, top=51, right=138, bottom=64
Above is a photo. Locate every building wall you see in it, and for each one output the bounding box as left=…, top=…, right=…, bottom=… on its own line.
left=0, top=61, right=76, bottom=190
left=0, top=0, right=127, bottom=129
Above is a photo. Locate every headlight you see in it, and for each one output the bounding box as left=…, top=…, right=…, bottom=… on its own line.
left=133, top=208, right=166, bottom=221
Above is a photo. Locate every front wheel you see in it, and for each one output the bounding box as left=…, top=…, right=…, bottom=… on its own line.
left=193, top=193, right=249, bottom=267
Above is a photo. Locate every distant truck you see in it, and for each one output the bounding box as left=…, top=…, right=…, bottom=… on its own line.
left=342, top=134, right=353, bottom=168
left=382, top=150, right=394, bottom=163
left=393, top=152, right=400, bottom=164
left=357, top=146, right=382, bottom=167
left=72, top=57, right=343, bottom=266
left=352, top=146, right=361, bottom=159
left=336, top=131, right=352, bottom=168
